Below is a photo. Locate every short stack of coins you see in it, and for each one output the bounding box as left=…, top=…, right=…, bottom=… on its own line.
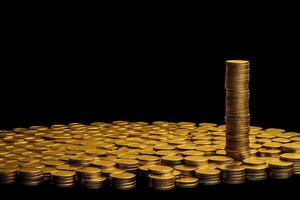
left=280, top=153, right=300, bottom=175
left=116, top=159, right=139, bottom=173
left=18, top=167, right=43, bottom=186
left=268, top=159, right=293, bottom=179
left=50, top=170, right=76, bottom=188
left=243, top=157, right=268, bottom=181
left=0, top=166, right=18, bottom=184
left=195, top=168, right=221, bottom=185
left=175, top=176, right=199, bottom=189
left=219, top=164, right=245, bottom=184
left=110, top=172, right=136, bottom=190
left=76, top=167, right=106, bottom=189
left=161, top=155, right=183, bottom=166
left=225, top=60, right=251, bottom=160
left=148, top=165, right=175, bottom=190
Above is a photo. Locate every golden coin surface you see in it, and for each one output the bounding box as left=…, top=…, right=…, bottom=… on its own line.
left=110, top=172, right=135, bottom=179
left=148, top=165, right=173, bottom=174
left=51, top=170, right=76, bottom=177
left=243, top=157, right=266, bottom=166
left=195, top=168, right=221, bottom=175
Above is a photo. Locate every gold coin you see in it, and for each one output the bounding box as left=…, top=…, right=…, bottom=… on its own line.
left=148, top=165, right=173, bottom=174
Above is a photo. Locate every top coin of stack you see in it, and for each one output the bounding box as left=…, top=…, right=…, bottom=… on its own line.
left=225, top=60, right=251, bottom=160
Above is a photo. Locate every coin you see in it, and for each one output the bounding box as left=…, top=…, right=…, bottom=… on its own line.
left=175, top=176, right=199, bottom=188
left=184, top=156, right=208, bottom=166
left=110, top=172, right=136, bottom=190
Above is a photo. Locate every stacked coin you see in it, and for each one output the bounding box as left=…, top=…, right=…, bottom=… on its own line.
left=174, top=165, right=197, bottom=176
left=268, top=159, right=293, bottom=179
left=42, top=167, right=57, bottom=181
left=91, top=159, right=116, bottom=169
left=138, top=164, right=157, bottom=177
left=101, top=167, right=125, bottom=177
left=77, top=167, right=106, bottom=189
left=175, top=176, right=199, bottom=188
left=148, top=165, right=175, bottom=190
left=69, top=155, right=94, bottom=167
left=137, top=155, right=160, bottom=165
left=195, top=168, right=221, bottom=185
left=0, top=166, right=18, bottom=184
left=219, top=164, right=245, bottom=184
left=51, top=170, right=76, bottom=188
left=18, top=167, right=43, bottom=186
left=116, top=159, right=139, bottom=173
left=225, top=60, right=250, bottom=160
left=243, top=157, right=268, bottom=181
left=280, top=153, right=300, bottom=174
left=161, top=155, right=183, bottom=166
left=184, top=156, right=208, bottom=166
left=110, top=172, right=136, bottom=190
left=208, top=156, right=234, bottom=165
left=281, top=143, right=300, bottom=153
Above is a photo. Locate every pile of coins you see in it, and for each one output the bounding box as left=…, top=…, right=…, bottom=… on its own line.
left=110, top=172, right=136, bottom=190
left=148, top=165, right=175, bottom=190
left=1, top=120, right=300, bottom=190
left=225, top=60, right=251, bottom=160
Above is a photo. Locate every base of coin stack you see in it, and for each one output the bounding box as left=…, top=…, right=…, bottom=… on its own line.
left=0, top=121, right=300, bottom=190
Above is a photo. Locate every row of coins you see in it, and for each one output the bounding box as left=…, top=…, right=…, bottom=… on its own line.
left=1, top=121, right=300, bottom=190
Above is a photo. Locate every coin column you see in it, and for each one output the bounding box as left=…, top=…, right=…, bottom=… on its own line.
left=225, top=60, right=251, bottom=161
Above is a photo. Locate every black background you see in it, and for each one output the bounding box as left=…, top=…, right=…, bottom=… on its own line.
left=1, top=3, right=300, bottom=200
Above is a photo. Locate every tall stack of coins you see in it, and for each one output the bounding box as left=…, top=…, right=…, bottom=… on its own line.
left=110, top=172, right=136, bottom=190
left=219, top=164, right=245, bottom=184
left=225, top=60, right=251, bottom=160
left=148, top=165, right=175, bottom=190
